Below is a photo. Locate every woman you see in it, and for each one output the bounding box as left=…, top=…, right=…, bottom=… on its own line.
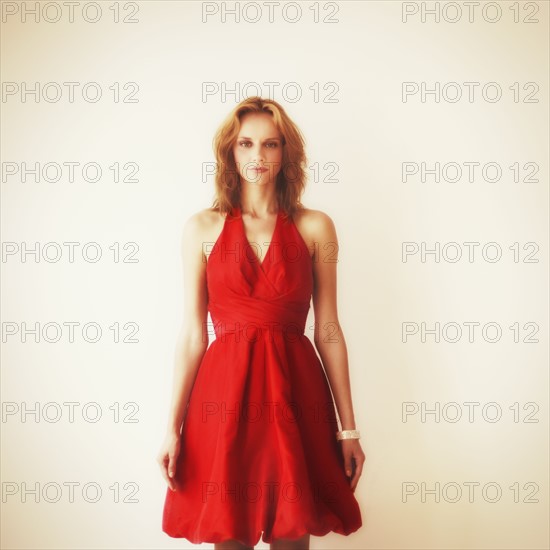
left=158, top=96, right=365, bottom=550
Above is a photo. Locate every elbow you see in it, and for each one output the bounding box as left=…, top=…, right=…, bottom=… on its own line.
left=178, top=322, right=209, bottom=353
left=185, top=329, right=209, bottom=352
left=313, top=335, right=325, bottom=353
left=313, top=318, right=345, bottom=351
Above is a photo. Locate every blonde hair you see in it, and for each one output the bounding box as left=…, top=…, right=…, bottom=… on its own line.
left=211, top=96, right=307, bottom=219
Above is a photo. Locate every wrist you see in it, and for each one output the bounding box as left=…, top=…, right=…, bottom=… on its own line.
left=336, top=429, right=361, bottom=441
left=339, top=416, right=356, bottom=431
left=341, top=425, right=356, bottom=430
left=166, top=426, right=182, bottom=438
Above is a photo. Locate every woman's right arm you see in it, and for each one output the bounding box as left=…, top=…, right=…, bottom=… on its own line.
left=157, top=211, right=210, bottom=489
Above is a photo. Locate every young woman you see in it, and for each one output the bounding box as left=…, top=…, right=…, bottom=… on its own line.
left=158, top=96, right=364, bottom=550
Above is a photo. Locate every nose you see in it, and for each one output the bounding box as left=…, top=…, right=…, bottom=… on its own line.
left=250, top=143, right=264, bottom=164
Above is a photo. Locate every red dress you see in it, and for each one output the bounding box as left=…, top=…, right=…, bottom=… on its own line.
left=162, top=206, right=362, bottom=546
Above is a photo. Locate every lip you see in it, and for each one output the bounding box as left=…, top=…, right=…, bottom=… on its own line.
left=252, top=167, right=268, bottom=172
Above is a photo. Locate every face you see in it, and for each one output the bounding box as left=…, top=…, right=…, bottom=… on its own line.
left=232, top=112, right=284, bottom=186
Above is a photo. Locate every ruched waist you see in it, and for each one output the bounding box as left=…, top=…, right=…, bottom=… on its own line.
left=208, top=295, right=310, bottom=342
left=210, top=319, right=306, bottom=341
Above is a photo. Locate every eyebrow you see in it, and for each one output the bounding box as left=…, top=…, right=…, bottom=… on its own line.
left=237, top=137, right=282, bottom=141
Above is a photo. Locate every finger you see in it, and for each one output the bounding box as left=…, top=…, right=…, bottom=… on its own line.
left=350, top=459, right=364, bottom=492
left=158, top=459, right=170, bottom=487
left=344, top=455, right=353, bottom=478
left=168, top=477, right=177, bottom=492
left=168, top=455, right=177, bottom=480
left=166, top=456, right=178, bottom=491
left=160, top=456, right=177, bottom=491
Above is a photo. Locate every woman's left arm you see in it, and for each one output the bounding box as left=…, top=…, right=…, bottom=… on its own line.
left=308, top=210, right=365, bottom=492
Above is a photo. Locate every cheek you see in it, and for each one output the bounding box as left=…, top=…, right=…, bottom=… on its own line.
left=269, top=148, right=283, bottom=163
left=232, top=148, right=247, bottom=169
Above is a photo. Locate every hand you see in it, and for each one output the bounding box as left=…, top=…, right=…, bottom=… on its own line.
left=157, top=432, right=182, bottom=491
left=341, top=438, right=365, bottom=493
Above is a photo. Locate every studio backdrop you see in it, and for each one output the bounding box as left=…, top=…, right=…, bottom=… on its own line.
left=1, top=1, right=548, bottom=549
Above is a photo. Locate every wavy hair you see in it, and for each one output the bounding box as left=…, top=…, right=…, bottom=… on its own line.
left=210, top=96, right=307, bottom=220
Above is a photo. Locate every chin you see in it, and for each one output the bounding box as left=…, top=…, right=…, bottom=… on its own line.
left=243, top=176, right=270, bottom=185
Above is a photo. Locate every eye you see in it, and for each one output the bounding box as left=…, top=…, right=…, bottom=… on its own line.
left=266, top=142, right=278, bottom=148
left=238, top=141, right=251, bottom=147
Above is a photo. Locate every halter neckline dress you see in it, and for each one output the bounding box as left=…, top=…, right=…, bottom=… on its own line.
left=162, top=206, right=362, bottom=546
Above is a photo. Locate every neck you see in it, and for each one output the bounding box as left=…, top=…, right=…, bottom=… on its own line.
left=239, top=181, right=278, bottom=217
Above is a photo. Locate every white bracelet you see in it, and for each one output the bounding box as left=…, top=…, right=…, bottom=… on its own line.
left=336, top=429, right=360, bottom=441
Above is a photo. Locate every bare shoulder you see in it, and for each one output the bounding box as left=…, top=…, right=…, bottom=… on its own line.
left=293, top=207, right=337, bottom=244
left=180, top=208, right=227, bottom=261
left=182, top=208, right=225, bottom=238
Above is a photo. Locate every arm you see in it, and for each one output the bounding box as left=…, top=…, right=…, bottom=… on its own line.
left=311, top=211, right=356, bottom=431
left=158, top=211, right=210, bottom=490
left=310, top=210, right=365, bottom=491
left=165, top=211, right=210, bottom=436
